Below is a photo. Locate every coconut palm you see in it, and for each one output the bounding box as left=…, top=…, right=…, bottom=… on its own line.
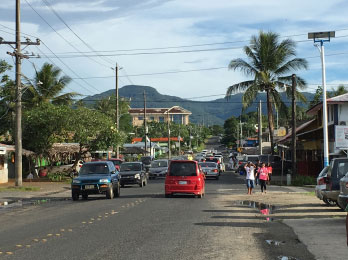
left=23, top=63, right=79, bottom=107
left=226, top=31, right=308, bottom=154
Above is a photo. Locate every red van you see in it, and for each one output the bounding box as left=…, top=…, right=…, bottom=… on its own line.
left=165, top=160, right=205, bottom=198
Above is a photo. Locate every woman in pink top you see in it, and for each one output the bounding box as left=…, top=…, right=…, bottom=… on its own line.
left=258, top=163, right=268, bottom=194
left=267, top=163, right=272, bottom=184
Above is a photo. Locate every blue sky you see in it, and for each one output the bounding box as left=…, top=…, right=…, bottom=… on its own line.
left=1, top=0, right=348, bottom=100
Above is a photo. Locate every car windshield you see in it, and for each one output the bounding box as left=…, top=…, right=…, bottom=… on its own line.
left=151, top=161, right=168, bottom=168
left=110, top=160, right=122, bottom=166
left=79, top=163, right=109, bottom=175
left=169, top=162, right=197, bottom=176
left=120, top=163, right=142, bottom=171
left=247, top=156, right=259, bottom=163
left=199, top=162, right=216, bottom=168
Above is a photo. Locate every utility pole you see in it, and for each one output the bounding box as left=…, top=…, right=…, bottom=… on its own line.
left=292, top=74, right=297, bottom=177
left=0, top=0, right=40, bottom=186
left=143, top=91, right=147, bottom=155
left=258, top=100, right=262, bottom=155
left=167, top=110, right=171, bottom=160
left=115, top=63, right=119, bottom=158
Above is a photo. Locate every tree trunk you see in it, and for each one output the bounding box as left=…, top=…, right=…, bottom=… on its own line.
left=266, top=90, right=275, bottom=155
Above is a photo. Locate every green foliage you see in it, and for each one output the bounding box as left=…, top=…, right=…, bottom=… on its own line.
left=209, top=125, right=224, bottom=136
left=292, top=175, right=316, bottom=186
left=222, top=116, right=238, bottom=147
left=309, top=85, right=348, bottom=108
left=23, top=63, right=79, bottom=108
left=226, top=31, right=308, bottom=152
left=0, top=60, right=14, bottom=138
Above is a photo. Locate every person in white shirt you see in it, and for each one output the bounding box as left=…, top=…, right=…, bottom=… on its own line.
left=244, top=162, right=256, bottom=195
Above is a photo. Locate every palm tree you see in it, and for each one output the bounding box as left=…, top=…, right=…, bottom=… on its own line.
left=226, top=31, right=308, bottom=154
left=23, top=63, right=79, bottom=107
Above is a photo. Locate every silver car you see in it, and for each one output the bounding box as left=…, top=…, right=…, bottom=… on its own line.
left=315, top=166, right=329, bottom=202
left=199, top=162, right=219, bottom=180
left=337, top=172, right=348, bottom=210
left=149, top=160, right=169, bottom=179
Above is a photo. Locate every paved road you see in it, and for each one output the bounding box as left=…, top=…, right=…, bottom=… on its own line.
left=0, top=138, right=315, bottom=260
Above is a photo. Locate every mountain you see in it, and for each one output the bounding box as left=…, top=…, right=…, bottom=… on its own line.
left=82, top=85, right=315, bottom=125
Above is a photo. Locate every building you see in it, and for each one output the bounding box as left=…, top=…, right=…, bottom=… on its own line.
left=278, top=92, right=348, bottom=176
left=129, top=106, right=192, bottom=126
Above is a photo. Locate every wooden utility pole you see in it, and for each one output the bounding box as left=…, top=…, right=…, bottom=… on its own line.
left=258, top=100, right=262, bottom=155
left=115, top=63, right=119, bottom=158
left=0, top=0, right=40, bottom=186
left=292, top=74, right=297, bottom=177
left=143, top=91, right=147, bottom=155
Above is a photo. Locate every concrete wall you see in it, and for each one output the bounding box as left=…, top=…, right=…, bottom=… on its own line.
left=0, top=154, right=8, bottom=184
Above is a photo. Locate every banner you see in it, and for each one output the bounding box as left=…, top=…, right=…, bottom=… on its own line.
left=335, top=125, right=348, bottom=149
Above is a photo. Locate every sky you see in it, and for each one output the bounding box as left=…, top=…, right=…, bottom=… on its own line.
left=1, top=0, right=348, bottom=101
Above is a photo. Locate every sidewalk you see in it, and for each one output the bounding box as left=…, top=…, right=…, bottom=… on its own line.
left=0, top=179, right=70, bottom=207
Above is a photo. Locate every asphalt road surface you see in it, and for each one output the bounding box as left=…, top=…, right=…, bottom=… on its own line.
left=0, top=137, right=315, bottom=260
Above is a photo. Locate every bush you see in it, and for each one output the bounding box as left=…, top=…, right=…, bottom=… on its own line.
left=292, top=175, right=316, bottom=186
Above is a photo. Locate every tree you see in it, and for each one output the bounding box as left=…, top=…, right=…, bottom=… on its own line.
left=222, top=116, right=239, bottom=147
left=23, top=63, right=79, bottom=107
left=309, top=85, right=348, bottom=108
left=0, top=60, right=15, bottom=139
left=226, top=31, right=308, bottom=154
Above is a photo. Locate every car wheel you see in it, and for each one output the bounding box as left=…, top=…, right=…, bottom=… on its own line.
left=323, top=197, right=336, bottom=206
left=106, top=187, right=114, bottom=199
left=139, top=178, right=144, bottom=187
left=82, top=193, right=88, bottom=200
left=114, top=183, right=120, bottom=198
left=121, top=184, right=125, bottom=188
left=197, top=194, right=203, bottom=198
left=72, top=191, right=79, bottom=201
left=165, top=194, right=171, bottom=198
left=216, top=176, right=219, bottom=180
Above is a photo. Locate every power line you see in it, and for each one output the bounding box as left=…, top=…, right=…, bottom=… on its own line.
left=23, top=0, right=112, bottom=69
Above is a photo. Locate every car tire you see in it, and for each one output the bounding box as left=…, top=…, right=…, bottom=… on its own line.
left=121, top=184, right=125, bottom=188
left=197, top=194, right=203, bottom=198
left=165, top=194, right=171, bottom=198
left=72, top=191, right=79, bottom=201
left=114, top=183, right=120, bottom=198
left=216, top=176, right=219, bottom=180
left=323, top=197, right=336, bottom=207
left=82, top=193, right=88, bottom=200
left=106, top=187, right=114, bottom=199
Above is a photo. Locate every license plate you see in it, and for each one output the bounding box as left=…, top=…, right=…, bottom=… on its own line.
left=85, top=185, right=94, bottom=189
left=179, top=181, right=187, bottom=185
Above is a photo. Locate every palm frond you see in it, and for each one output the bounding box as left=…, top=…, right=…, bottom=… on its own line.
left=225, top=80, right=255, bottom=98
left=241, top=84, right=259, bottom=110
left=228, top=59, right=257, bottom=77
left=274, top=58, right=308, bottom=76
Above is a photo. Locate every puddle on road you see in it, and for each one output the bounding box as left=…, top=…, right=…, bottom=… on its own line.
left=277, top=256, right=300, bottom=260
left=231, top=200, right=276, bottom=221
left=266, top=240, right=285, bottom=246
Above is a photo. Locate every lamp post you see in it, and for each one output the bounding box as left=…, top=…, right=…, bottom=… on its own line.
left=308, top=31, right=335, bottom=167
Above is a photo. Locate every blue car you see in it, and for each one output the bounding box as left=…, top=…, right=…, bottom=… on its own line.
left=71, top=161, right=120, bottom=200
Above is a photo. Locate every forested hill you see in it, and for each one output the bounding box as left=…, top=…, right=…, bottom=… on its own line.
left=82, top=85, right=315, bottom=125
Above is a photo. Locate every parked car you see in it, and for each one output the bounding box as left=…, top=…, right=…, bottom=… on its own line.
left=165, top=160, right=205, bottom=198
left=199, top=162, right=219, bottom=180
left=315, top=166, right=332, bottom=205
left=140, top=156, right=154, bottom=172
left=119, top=162, right=147, bottom=187
left=71, top=161, right=120, bottom=200
left=107, top=158, right=123, bottom=171
left=338, top=172, right=348, bottom=210
left=322, top=158, right=348, bottom=205
left=149, top=159, right=169, bottom=179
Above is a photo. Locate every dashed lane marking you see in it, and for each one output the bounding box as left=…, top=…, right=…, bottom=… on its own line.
left=6, top=252, right=13, bottom=255
left=42, top=239, right=47, bottom=242
left=68, top=229, right=73, bottom=232
left=15, top=245, right=22, bottom=248
left=47, top=234, right=53, bottom=237
left=55, top=234, right=61, bottom=237
left=60, top=229, right=65, bottom=232
left=33, top=239, right=39, bottom=242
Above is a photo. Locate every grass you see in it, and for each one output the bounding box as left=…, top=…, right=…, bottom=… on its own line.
left=305, top=191, right=315, bottom=196
left=0, top=186, right=40, bottom=192
left=292, top=175, right=316, bottom=186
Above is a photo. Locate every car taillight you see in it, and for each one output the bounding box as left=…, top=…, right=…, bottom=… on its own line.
left=346, top=183, right=348, bottom=189
left=213, top=169, right=218, bottom=172
left=318, top=178, right=325, bottom=185
left=239, top=161, right=242, bottom=165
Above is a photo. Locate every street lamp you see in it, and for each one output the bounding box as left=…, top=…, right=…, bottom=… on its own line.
left=308, top=31, right=335, bottom=167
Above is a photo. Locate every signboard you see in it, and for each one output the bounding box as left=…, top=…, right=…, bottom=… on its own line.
left=335, top=125, right=348, bottom=149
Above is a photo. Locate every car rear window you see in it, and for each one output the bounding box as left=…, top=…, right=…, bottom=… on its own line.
left=199, top=162, right=216, bottom=168
left=169, top=162, right=197, bottom=176
left=206, top=158, right=219, bottom=163
left=120, top=163, right=142, bottom=171
left=80, top=163, right=109, bottom=175
left=247, top=156, right=259, bottom=163
left=109, top=160, right=122, bottom=166
left=151, top=161, right=168, bottom=168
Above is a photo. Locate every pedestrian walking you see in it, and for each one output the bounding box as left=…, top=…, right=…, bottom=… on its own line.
left=267, top=162, right=273, bottom=185
left=258, top=163, right=269, bottom=194
left=244, top=162, right=256, bottom=195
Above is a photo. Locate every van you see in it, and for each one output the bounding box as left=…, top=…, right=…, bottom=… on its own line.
left=165, top=160, right=205, bottom=198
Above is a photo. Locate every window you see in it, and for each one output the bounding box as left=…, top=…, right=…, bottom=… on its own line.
left=159, top=116, right=164, bottom=122
left=331, top=105, right=334, bottom=121
left=337, top=162, right=348, bottom=178
left=138, top=116, right=143, bottom=120
left=169, top=162, right=197, bottom=176
left=150, top=116, right=155, bottom=121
